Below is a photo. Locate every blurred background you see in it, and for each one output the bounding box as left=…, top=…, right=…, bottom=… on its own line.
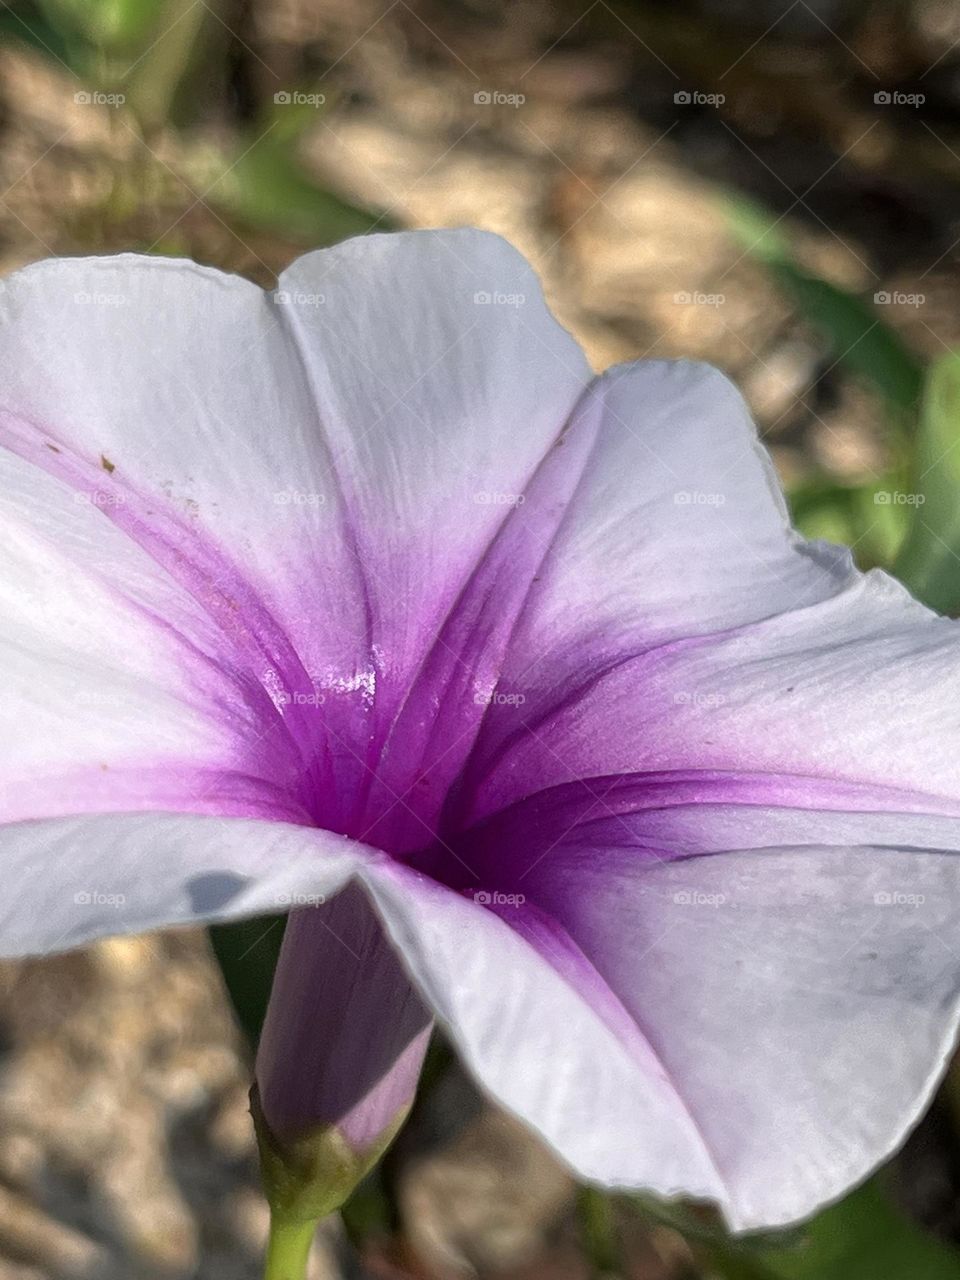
left=2, top=0, right=960, bottom=1276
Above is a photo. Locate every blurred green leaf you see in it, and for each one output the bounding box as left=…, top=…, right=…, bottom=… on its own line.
left=123, top=0, right=208, bottom=129
left=92, top=0, right=163, bottom=46
left=38, top=0, right=162, bottom=50
left=787, top=475, right=909, bottom=569
left=579, top=1185, right=621, bottom=1277
left=23, top=0, right=200, bottom=113
left=340, top=1167, right=394, bottom=1246
left=639, top=1178, right=960, bottom=1280
left=724, top=194, right=793, bottom=265
left=724, top=196, right=923, bottom=416
left=788, top=478, right=859, bottom=547
left=752, top=1178, right=960, bottom=1280
left=208, top=913, right=285, bottom=1049
left=856, top=481, right=911, bottom=567
left=212, top=127, right=387, bottom=246
left=0, top=1, right=80, bottom=68
left=894, top=351, right=960, bottom=613
left=772, top=263, right=923, bottom=414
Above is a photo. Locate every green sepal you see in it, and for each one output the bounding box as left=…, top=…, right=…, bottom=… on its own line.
left=252, top=1083, right=410, bottom=1216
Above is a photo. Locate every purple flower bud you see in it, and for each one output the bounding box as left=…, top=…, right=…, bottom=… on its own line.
left=255, top=883, right=431, bottom=1156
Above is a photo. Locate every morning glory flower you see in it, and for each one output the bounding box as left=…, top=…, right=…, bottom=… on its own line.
left=1, top=228, right=960, bottom=1239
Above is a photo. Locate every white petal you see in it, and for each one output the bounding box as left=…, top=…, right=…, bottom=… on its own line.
left=0, top=813, right=364, bottom=956
left=0, top=233, right=589, bottom=840
left=524, top=837, right=960, bottom=1229
left=360, top=862, right=727, bottom=1208
left=461, top=363, right=960, bottom=822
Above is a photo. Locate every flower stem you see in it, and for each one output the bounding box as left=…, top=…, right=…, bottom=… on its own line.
left=264, top=1214, right=317, bottom=1280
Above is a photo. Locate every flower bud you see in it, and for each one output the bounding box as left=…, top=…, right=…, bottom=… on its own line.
left=253, top=883, right=432, bottom=1252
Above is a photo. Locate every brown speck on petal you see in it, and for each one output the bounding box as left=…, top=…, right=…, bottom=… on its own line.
left=100, top=455, right=116, bottom=474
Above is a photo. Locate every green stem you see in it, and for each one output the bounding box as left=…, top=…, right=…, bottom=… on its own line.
left=264, top=1214, right=317, bottom=1280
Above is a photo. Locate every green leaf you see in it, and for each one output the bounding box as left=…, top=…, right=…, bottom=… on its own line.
left=751, top=1178, right=960, bottom=1280
left=772, top=262, right=922, bottom=414
left=86, top=0, right=163, bottom=46
left=208, top=913, right=285, bottom=1049
left=894, top=351, right=960, bottom=613
left=38, top=0, right=162, bottom=50
left=724, top=194, right=793, bottom=265
left=787, top=475, right=909, bottom=569
left=339, top=1167, right=394, bottom=1247
left=788, top=478, right=859, bottom=547
left=854, top=481, right=911, bottom=567
left=122, top=0, right=209, bottom=129
left=578, top=1185, right=621, bottom=1277
left=0, top=2, right=82, bottom=68
left=634, top=1177, right=960, bottom=1280
left=723, top=195, right=923, bottom=416
left=210, top=126, right=388, bottom=246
